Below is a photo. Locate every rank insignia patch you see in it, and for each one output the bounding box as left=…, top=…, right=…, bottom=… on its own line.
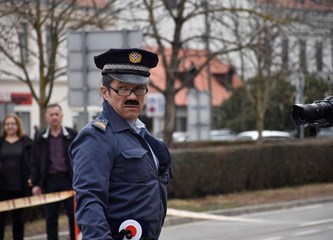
left=92, top=119, right=108, bottom=132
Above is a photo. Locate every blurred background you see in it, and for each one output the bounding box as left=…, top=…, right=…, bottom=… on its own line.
left=1, top=0, right=333, bottom=239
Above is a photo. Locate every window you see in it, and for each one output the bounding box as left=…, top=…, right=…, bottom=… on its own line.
left=166, top=0, right=178, bottom=9
left=282, top=38, right=289, bottom=70
left=175, top=116, right=187, bottom=132
left=263, top=36, right=272, bottom=71
left=18, top=23, right=29, bottom=63
left=312, top=0, right=322, bottom=4
left=46, top=25, right=53, bottom=63
left=176, top=67, right=197, bottom=88
left=299, top=40, right=307, bottom=72
left=213, top=71, right=233, bottom=92
left=315, top=41, right=323, bottom=71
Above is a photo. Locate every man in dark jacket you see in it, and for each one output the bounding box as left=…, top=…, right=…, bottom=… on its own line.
left=30, top=103, right=77, bottom=240
left=70, top=48, right=173, bottom=240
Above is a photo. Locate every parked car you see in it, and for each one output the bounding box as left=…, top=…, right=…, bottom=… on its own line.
left=209, top=129, right=236, bottom=141
left=317, top=127, right=333, bottom=138
left=172, top=131, right=189, bottom=142
left=235, top=130, right=292, bottom=141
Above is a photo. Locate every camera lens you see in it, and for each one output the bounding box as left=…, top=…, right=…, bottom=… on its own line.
left=291, top=105, right=307, bottom=125
left=292, top=101, right=332, bottom=125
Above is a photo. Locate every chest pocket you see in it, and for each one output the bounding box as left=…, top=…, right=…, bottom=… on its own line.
left=120, top=148, right=150, bottom=183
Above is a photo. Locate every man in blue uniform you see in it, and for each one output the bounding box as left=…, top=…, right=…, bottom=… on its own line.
left=69, top=48, right=173, bottom=240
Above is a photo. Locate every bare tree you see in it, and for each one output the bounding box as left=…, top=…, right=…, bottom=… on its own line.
left=117, top=0, right=275, bottom=146
left=0, top=0, right=117, bottom=128
left=241, top=15, right=290, bottom=144
left=237, top=0, right=333, bottom=143
left=209, top=0, right=316, bottom=143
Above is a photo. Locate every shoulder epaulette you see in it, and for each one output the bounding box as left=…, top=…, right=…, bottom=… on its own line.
left=91, top=119, right=109, bottom=132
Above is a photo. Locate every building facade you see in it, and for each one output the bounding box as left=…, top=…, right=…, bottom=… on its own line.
left=255, top=0, right=333, bottom=85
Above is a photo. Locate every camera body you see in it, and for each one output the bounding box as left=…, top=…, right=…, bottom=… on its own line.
left=292, top=96, right=333, bottom=129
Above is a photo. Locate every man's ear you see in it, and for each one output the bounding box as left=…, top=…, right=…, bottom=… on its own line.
left=100, top=86, right=109, bottom=100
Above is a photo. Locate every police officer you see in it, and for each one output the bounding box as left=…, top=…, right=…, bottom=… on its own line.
left=69, top=48, right=173, bottom=240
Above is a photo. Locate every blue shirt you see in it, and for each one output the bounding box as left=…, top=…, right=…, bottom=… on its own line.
left=128, top=119, right=159, bottom=169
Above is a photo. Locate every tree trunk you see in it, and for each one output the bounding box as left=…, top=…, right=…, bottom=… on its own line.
left=163, top=90, right=176, bottom=147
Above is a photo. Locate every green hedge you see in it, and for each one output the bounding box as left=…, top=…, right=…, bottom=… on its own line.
left=168, top=139, right=333, bottom=199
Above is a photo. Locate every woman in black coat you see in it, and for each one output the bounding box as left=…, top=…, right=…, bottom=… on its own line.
left=0, top=114, right=32, bottom=240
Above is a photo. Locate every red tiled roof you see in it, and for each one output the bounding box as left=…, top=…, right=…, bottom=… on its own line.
left=148, top=48, right=242, bottom=106
left=76, top=0, right=108, bottom=8
left=256, top=0, right=333, bottom=11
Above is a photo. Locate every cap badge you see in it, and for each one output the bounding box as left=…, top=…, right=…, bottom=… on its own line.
left=129, top=52, right=142, bottom=64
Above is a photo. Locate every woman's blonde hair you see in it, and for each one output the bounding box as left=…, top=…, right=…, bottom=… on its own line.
left=2, top=113, right=25, bottom=138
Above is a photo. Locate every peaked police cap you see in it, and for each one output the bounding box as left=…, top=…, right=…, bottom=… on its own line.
left=94, top=48, right=158, bottom=84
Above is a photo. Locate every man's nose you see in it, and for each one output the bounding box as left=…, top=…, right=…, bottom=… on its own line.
left=127, top=91, right=138, bottom=99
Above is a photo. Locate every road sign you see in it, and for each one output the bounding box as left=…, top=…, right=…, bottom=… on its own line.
left=187, top=88, right=211, bottom=141
left=67, top=30, right=143, bottom=107
left=146, top=93, right=165, bottom=118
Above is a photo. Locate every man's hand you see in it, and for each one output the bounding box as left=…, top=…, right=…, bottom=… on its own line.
left=28, top=179, right=33, bottom=187
left=112, top=229, right=132, bottom=240
left=32, top=186, right=42, bottom=195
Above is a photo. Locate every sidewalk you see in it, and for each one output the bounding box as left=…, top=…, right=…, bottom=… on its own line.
left=25, top=194, right=333, bottom=240
left=163, top=194, right=333, bottom=226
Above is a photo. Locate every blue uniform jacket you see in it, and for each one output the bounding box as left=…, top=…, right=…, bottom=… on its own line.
left=69, top=101, right=173, bottom=240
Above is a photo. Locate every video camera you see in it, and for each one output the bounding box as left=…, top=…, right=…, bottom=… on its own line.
left=291, top=96, right=333, bottom=135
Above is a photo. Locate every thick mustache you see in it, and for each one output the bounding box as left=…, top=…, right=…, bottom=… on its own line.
left=125, top=100, right=139, bottom=105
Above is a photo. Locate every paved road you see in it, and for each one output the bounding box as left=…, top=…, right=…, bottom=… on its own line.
left=159, top=201, right=333, bottom=240
left=25, top=196, right=333, bottom=240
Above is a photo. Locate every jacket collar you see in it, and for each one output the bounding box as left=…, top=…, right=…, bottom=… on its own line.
left=42, top=125, right=69, bottom=139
